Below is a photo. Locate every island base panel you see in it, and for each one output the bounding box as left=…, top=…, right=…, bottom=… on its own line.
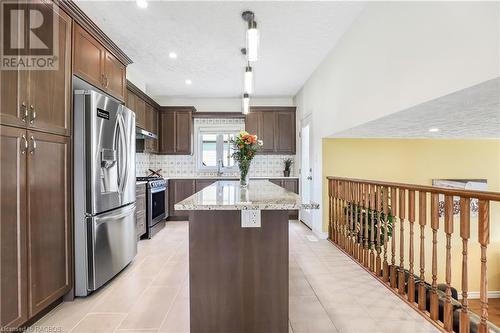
left=189, top=210, right=289, bottom=333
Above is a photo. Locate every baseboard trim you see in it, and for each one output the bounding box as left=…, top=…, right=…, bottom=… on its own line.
left=458, top=291, right=500, bottom=299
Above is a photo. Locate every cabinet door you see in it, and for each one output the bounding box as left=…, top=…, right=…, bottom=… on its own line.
left=0, top=126, right=28, bottom=328
left=195, top=179, right=216, bottom=192
left=245, top=112, right=260, bottom=137
left=126, top=89, right=137, bottom=117
left=159, top=111, right=175, bottom=154
left=282, top=179, right=298, bottom=194
left=0, top=2, right=28, bottom=128
left=27, top=131, right=71, bottom=317
left=29, top=5, right=71, bottom=136
left=275, top=111, right=296, bottom=154
left=103, top=51, right=126, bottom=101
left=169, top=180, right=194, bottom=217
left=135, top=98, right=146, bottom=129
left=175, top=111, right=192, bottom=154
left=73, top=24, right=105, bottom=89
left=269, top=179, right=282, bottom=187
left=261, top=112, right=276, bottom=153
left=145, top=103, right=154, bottom=133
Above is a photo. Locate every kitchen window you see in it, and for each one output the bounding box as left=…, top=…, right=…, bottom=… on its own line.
left=197, top=129, right=239, bottom=172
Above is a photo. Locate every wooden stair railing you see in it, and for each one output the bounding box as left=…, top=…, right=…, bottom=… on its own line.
left=327, top=177, right=500, bottom=333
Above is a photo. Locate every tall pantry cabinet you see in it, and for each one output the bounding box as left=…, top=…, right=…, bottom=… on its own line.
left=0, top=2, right=72, bottom=329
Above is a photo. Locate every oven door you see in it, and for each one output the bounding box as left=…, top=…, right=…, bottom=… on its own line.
left=149, top=186, right=166, bottom=226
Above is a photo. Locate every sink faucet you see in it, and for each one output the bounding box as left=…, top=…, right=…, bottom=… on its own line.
left=217, top=159, right=223, bottom=176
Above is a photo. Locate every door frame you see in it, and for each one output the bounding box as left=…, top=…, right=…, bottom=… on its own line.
left=299, top=114, right=312, bottom=228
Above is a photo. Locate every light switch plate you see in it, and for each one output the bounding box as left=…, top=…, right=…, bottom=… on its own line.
left=241, top=209, right=261, bottom=228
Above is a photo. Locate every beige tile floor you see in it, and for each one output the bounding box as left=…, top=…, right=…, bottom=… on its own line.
left=32, top=220, right=440, bottom=333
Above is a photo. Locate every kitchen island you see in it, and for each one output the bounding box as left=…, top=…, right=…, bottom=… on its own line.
left=175, top=180, right=318, bottom=333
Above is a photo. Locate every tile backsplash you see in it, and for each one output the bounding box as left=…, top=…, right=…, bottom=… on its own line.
left=136, top=153, right=296, bottom=178
left=136, top=117, right=296, bottom=178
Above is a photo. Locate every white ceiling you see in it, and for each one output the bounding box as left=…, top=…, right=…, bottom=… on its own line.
left=331, top=78, right=500, bottom=139
left=75, top=1, right=365, bottom=98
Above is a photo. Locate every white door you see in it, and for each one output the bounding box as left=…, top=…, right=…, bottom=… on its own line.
left=300, top=116, right=312, bottom=228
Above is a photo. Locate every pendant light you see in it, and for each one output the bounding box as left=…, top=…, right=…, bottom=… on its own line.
left=244, top=65, right=253, bottom=94
left=242, top=11, right=259, bottom=62
left=242, top=93, right=250, bottom=114
left=246, top=21, right=259, bottom=62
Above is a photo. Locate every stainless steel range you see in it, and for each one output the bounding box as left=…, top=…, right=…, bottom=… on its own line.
left=137, top=176, right=168, bottom=238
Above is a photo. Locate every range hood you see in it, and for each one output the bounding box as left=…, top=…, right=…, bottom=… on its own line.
left=136, top=127, right=157, bottom=140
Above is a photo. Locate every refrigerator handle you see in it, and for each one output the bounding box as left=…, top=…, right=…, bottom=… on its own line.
left=117, top=112, right=129, bottom=195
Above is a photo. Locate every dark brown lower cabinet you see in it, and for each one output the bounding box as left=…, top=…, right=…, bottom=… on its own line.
left=168, top=179, right=195, bottom=219
left=27, top=131, right=72, bottom=316
left=136, top=183, right=147, bottom=239
left=1, top=126, right=28, bottom=329
left=0, top=126, right=72, bottom=328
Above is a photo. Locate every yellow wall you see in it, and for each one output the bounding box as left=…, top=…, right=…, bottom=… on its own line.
left=322, top=138, right=500, bottom=292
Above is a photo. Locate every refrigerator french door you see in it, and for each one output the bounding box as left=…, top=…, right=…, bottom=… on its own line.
left=73, top=77, right=137, bottom=296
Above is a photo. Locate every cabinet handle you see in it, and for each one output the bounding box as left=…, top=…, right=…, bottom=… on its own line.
left=21, top=102, right=28, bottom=122
left=21, top=135, right=28, bottom=154
left=29, top=136, right=36, bottom=155
left=29, top=105, right=36, bottom=124
left=101, top=73, right=105, bottom=87
left=105, top=76, right=109, bottom=88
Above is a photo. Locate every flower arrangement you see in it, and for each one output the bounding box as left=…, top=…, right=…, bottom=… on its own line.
left=231, top=130, right=263, bottom=187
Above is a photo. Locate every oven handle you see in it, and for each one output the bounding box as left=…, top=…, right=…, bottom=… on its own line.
left=150, top=186, right=166, bottom=194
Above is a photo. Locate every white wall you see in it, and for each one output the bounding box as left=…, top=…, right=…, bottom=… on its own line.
left=294, top=1, right=500, bottom=235
left=126, top=65, right=147, bottom=92
left=153, top=97, right=294, bottom=112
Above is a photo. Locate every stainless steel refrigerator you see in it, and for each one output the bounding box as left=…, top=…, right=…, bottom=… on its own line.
left=73, top=77, right=137, bottom=296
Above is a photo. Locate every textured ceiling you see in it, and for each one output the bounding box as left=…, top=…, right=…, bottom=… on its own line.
left=75, top=1, right=365, bottom=98
left=331, top=78, right=500, bottom=139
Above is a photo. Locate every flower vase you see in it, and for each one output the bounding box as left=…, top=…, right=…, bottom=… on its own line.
left=239, top=159, right=251, bottom=188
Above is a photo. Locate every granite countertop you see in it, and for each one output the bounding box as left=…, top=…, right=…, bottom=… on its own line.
left=175, top=180, right=319, bottom=211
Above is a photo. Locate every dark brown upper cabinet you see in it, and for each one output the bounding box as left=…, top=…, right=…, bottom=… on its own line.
left=158, top=107, right=194, bottom=155
left=245, top=107, right=296, bottom=154
left=1, top=3, right=72, bottom=137
left=73, top=23, right=126, bottom=101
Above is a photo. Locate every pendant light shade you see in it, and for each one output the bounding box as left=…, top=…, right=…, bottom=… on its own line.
left=242, top=93, right=250, bottom=114
left=244, top=66, right=253, bottom=94
left=246, top=21, right=259, bottom=62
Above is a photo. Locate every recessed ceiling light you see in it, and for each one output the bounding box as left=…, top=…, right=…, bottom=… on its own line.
left=136, top=0, right=148, bottom=8
left=428, top=127, right=440, bottom=132
left=168, top=52, right=177, bottom=59
left=185, top=79, right=192, bottom=85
